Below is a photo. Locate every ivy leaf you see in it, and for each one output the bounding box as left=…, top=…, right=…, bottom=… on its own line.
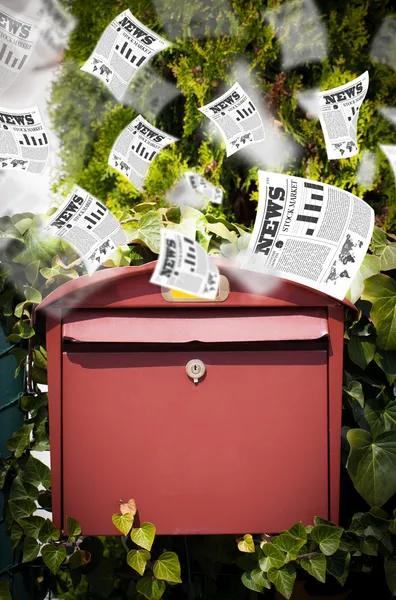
left=287, top=522, right=307, bottom=543
left=136, top=576, right=166, bottom=600
left=112, top=513, right=133, bottom=535
left=6, top=320, right=35, bottom=343
left=374, top=350, right=396, bottom=385
left=19, top=516, right=46, bottom=538
left=343, top=380, right=364, bottom=407
left=127, top=549, right=150, bottom=576
left=68, top=549, right=91, bottom=569
left=6, top=424, right=34, bottom=458
left=38, top=519, right=60, bottom=543
left=67, top=516, right=82, bottom=537
left=0, top=463, right=10, bottom=489
left=131, top=522, right=156, bottom=551
left=237, top=534, right=255, bottom=553
left=120, top=499, right=137, bottom=516
left=22, top=455, right=51, bottom=489
left=326, top=550, right=350, bottom=586
left=20, top=392, right=48, bottom=413
left=153, top=551, right=182, bottom=583
left=385, top=556, right=396, bottom=596
left=22, top=537, right=40, bottom=563
left=371, top=227, right=396, bottom=270
left=125, top=210, right=162, bottom=253
left=272, top=533, right=305, bottom=561
left=347, top=429, right=396, bottom=507
left=360, top=536, right=378, bottom=556
left=259, top=544, right=285, bottom=571
left=41, top=543, right=67, bottom=573
left=267, top=564, right=296, bottom=600
left=347, top=335, right=376, bottom=370
left=10, top=523, right=24, bottom=549
left=8, top=498, right=36, bottom=522
left=206, top=222, right=238, bottom=244
left=32, top=418, right=49, bottom=451
left=365, top=400, right=396, bottom=437
left=0, top=579, right=12, bottom=600
left=362, top=275, right=396, bottom=350
left=309, top=525, right=343, bottom=556
left=9, top=475, right=38, bottom=501
left=300, top=554, right=326, bottom=583
left=241, top=569, right=270, bottom=592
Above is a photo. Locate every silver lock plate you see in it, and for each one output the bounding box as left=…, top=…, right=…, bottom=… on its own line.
left=186, top=359, right=206, bottom=383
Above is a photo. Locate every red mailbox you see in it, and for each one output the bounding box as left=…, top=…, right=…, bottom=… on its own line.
left=37, top=261, right=351, bottom=536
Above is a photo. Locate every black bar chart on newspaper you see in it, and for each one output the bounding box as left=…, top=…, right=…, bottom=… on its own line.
left=0, top=43, right=28, bottom=70
left=184, top=238, right=197, bottom=272
left=132, top=140, right=157, bottom=162
left=235, top=102, right=256, bottom=122
left=116, top=41, right=146, bottom=67
left=83, top=202, right=107, bottom=230
left=19, top=133, right=48, bottom=146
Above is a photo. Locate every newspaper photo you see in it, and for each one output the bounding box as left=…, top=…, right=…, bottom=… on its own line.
left=167, top=171, right=223, bottom=209
left=0, top=4, right=40, bottom=95
left=318, top=71, right=369, bottom=160
left=109, top=114, right=178, bottom=191
left=81, top=9, right=171, bottom=101
left=45, top=185, right=128, bottom=275
left=198, top=82, right=265, bottom=157
left=151, top=228, right=220, bottom=299
left=0, top=105, right=49, bottom=174
left=241, top=171, right=374, bottom=300
left=36, top=0, right=77, bottom=56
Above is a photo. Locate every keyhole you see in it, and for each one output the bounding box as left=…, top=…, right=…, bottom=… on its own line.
left=186, top=359, right=206, bottom=383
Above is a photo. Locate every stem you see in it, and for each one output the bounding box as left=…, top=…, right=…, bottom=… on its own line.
left=295, top=551, right=320, bottom=560
left=55, top=255, right=83, bottom=270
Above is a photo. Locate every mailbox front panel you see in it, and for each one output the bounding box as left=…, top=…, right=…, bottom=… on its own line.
left=61, top=347, right=328, bottom=535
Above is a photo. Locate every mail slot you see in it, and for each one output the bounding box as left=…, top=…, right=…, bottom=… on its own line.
left=37, top=261, right=351, bottom=536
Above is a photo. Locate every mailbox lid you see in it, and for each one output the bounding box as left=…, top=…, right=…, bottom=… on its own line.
left=61, top=347, right=329, bottom=535
left=62, top=308, right=329, bottom=343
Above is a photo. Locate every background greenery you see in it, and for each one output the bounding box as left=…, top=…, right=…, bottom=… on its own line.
left=2, top=0, right=396, bottom=598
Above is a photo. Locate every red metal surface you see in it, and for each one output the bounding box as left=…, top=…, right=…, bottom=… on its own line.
left=63, top=308, right=329, bottom=343
left=62, top=349, right=328, bottom=535
left=38, top=262, right=350, bottom=534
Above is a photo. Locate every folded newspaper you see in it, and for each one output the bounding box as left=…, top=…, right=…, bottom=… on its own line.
left=108, top=114, right=178, bottom=191
left=151, top=229, right=220, bottom=299
left=81, top=9, right=171, bottom=101
left=199, top=82, right=265, bottom=157
left=241, top=171, right=374, bottom=300
left=318, top=71, right=369, bottom=160
left=45, top=186, right=128, bottom=275
left=167, top=171, right=223, bottom=209
left=36, top=0, right=77, bottom=55
left=0, top=4, right=40, bottom=94
left=0, top=106, right=49, bottom=174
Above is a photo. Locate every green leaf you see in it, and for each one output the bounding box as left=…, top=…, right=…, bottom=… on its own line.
left=67, top=516, right=82, bottom=537
left=344, top=380, right=365, bottom=407
left=241, top=569, right=270, bottom=592
left=286, top=522, right=307, bottom=542
left=309, top=525, right=343, bottom=556
left=87, top=560, right=114, bottom=597
left=25, top=261, right=40, bottom=285
left=38, top=519, right=60, bottom=543
left=364, top=400, right=396, bottom=437
left=6, top=424, right=34, bottom=458
left=326, top=550, right=350, bottom=586
left=125, top=210, right=162, bottom=253
left=347, top=429, right=396, bottom=507
left=362, top=275, right=396, bottom=351
left=0, top=463, right=10, bottom=489
left=127, top=549, right=151, bottom=576
left=371, top=227, right=396, bottom=270
left=374, top=350, right=396, bottom=385
left=9, top=475, right=39, bottom=501
left=267, top=564, right=296, bottom=600
left=153, top=551, right=182, bottom=583
left=19, top=516, right=46, bottom=538
left=0, top=579, right=12, bottom=600
left=347, top=335, right=376, bottom=369
left=41, top=543, right=67, bottom=573
left=259, top=543, right=285, bottom=571
left=131, top=522, right=156, bottom=551
left=272, top=533, right=306, bottom=561
left=68, top=549, right=91, bottom=569
left=360, top=536, right=378, bottom=556
left=32, top=418, right=49, bottom=451
left=136, top=576, right=166, bottom=600
left=22, top=537, right=40, bottom=563
left=300, top=554, right=326, bottom=583
left=206, top=222, right=238, bottom=244
left=10, top=523, right=24, bottom=549
left=385, top=556, right=396, bottom=596
left=112, top=513, right=133, bottom=535
left=6, top=320, right=35, bottom=343
left=237, top=534, right=255, bottom=553
left=22, top=455, right=51, bottom=489
left=8, top=498, right=36, bottom=522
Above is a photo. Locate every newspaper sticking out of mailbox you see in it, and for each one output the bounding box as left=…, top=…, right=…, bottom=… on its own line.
left=318, top=71, right=369, bottom=160
left=45, top=185, right=128, bottom=275
left=151, top=228, right=220, bottom=299
left=241, top=171, right=375, bottom=300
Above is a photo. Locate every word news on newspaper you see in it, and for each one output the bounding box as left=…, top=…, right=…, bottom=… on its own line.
left=151, top=229, right=220, bottom=300
left=45, top=186, right=128, bottom=275
left=109, top=114, right=177, bottom=191
left=242, top=171, right=374, bottom=300
left=0, top=4, right=39, bottom=95
left=81, top=9, right=171, bottom=101
left=319, top=71, right=369, bottom=160
left=199, top=82, right=265, bottom=157
left=0, top=106, right=49, bottom=174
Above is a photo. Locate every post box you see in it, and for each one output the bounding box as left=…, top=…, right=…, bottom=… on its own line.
left=37, top=261, right=351, bottom=536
